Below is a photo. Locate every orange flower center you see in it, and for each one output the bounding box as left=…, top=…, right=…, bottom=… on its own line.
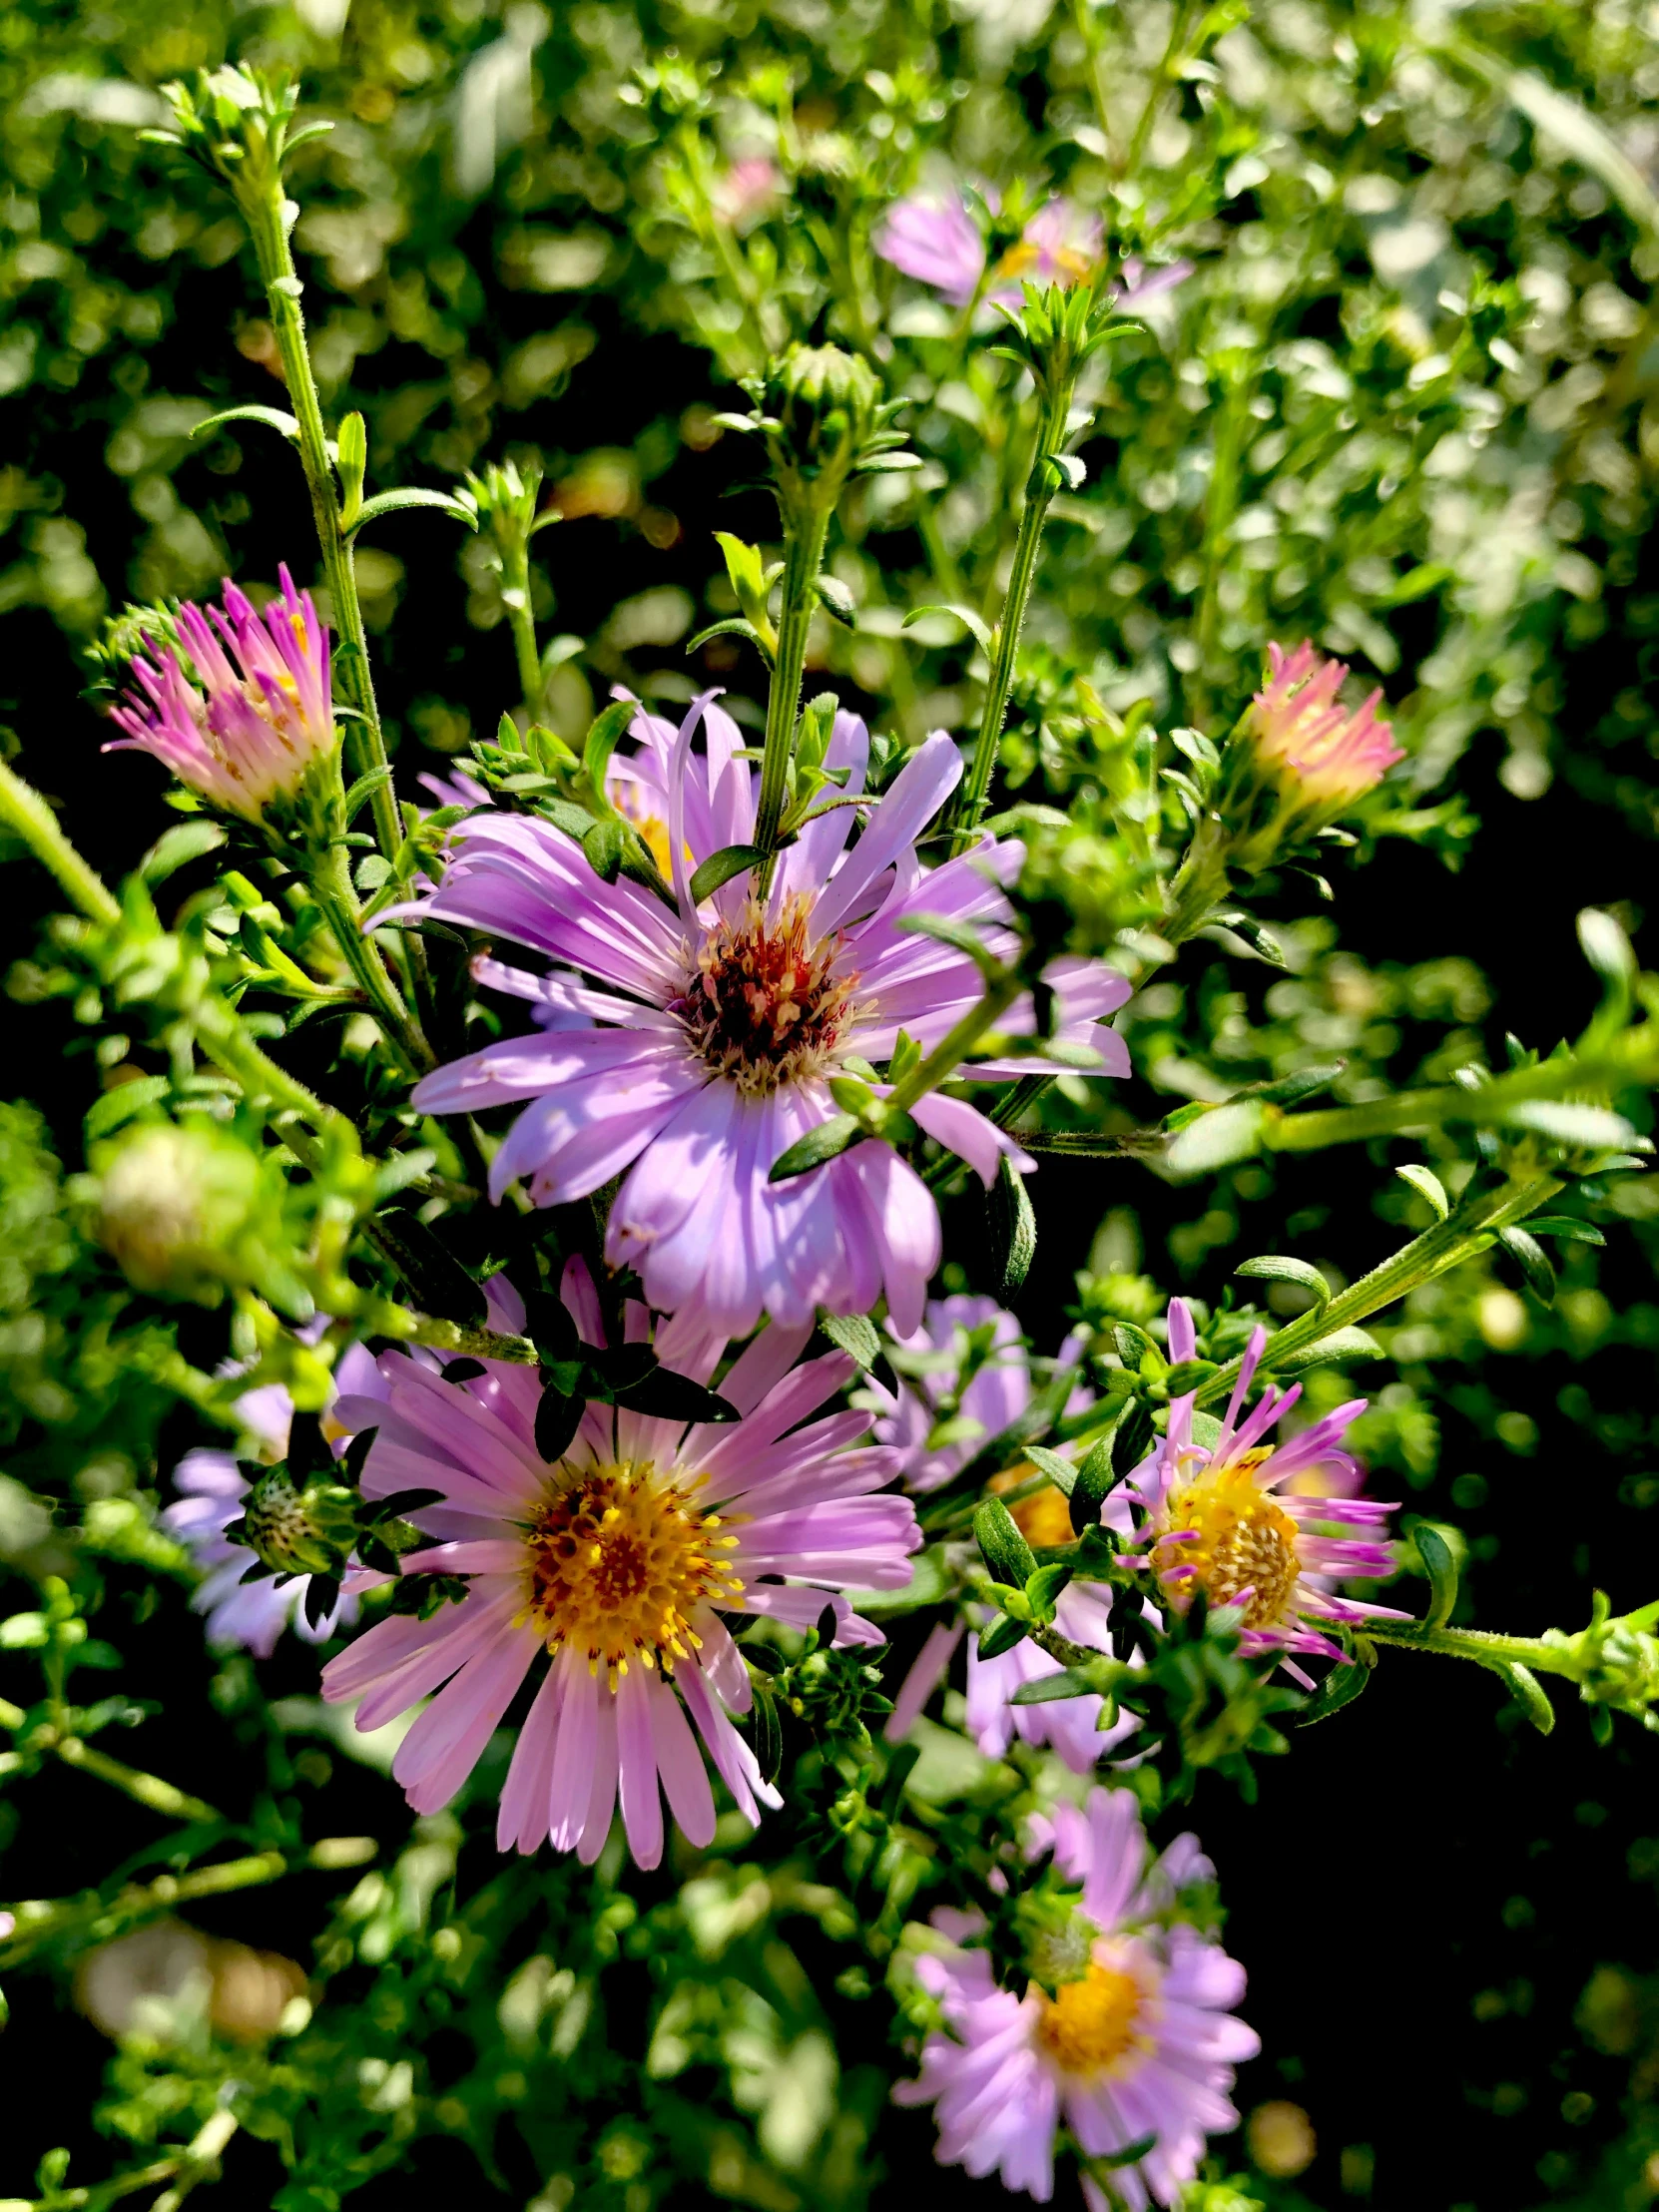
left=1034, top=1961, right=1145, bottom=2077
left=1155, top=1448, right=1301, bottom=1630
left=990, top=1464, right=1075, bottom=1550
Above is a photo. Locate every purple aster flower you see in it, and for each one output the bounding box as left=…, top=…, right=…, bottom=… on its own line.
left=872, top=1296, right=1135, bottom=1771
left=395, top=698, right=1132, bottom=1338
left=319, top=1264, right=920, bottom=1871
left=163, top=1342, right=381, bottom=1658
left=1115, top=1300, right=1405, bottom=1683
left=895, top=1786, right=1257, bottom=2209
left=104, top=567, right=334, bottom=822
left=875, top=190, right=1186, bottom=317
left=874, top=193, right=988, bottom=306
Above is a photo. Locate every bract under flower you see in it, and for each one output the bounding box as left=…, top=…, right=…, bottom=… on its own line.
left=319, top=1266, right=920, bottom=1870
left=398, top=700, right=1132, bottom=1337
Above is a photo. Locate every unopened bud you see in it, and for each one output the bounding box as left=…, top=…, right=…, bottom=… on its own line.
left=763, top=344, right=883, bottom=497
left=95, top=1122, right=258, bottom=1303
left=243, top=1464, right=358, bottom=1578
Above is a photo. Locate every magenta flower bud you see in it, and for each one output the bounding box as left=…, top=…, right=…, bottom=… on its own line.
left=104, top=565, right=335, bottom=822
left=1246, top=640, right=1403, bottom=810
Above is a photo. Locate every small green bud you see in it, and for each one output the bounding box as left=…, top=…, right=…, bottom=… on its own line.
left=94, top=1122, right=259, bottom=1304
left=244, top=1465, right=359, bottom=1579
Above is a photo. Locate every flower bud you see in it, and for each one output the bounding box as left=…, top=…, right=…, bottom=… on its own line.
left=763, top=343, right=883, bottom=496
left=243, top=1463, right=359, bottom=1579
left=94, top=1122, right=260, bottom=1304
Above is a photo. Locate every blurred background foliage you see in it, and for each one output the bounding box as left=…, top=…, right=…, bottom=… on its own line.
left=6, top=0, right=1659, bottom=2207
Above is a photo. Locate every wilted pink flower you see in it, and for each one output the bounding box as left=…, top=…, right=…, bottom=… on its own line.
left=895, top=1787, right=1257, bottom=2209
left=320, top=1267, right=920, bottom=1871
left=1116, top=1299, right=1404, bottom=1684
left=715, top=156, right=783, bottom=230
left=105, top=567, right=334, bottom=821
left=396, top=699, right=1131, bottom=1339
left=1246, top=641, right=1403, bottom=808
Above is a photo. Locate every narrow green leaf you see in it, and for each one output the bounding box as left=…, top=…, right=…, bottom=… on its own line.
left=819, top=1311, right=882, bottom=1372
left=901, top=602, right=994, bottom=655
left=1522, top=1216, right=1606, bottom=1246
left=346, top=487, right=478, bottom=536
left=688, top=844, right=763, bottom=903
left=1009, top=1668, right=1097, bottom=1705
left=582, top=816, right=625, bottom=884
left=749, top=1678, right=784, bottom=1783
left=814, top=575, right=857, bottom=626
left=686, top=617, right=773, bottom=662
left=1111, top=1399, right=1155, bottom=1480
left=894, top=911, right=1008, bottom=980
left=1494, top=1659, right=1555, bottom=1735
left=1269, top=1326, right=1382, bottom=1374
left=987, top=1151, right=1037, bottom=1301
left=1297, top=1658, right=1372, bottom=1726
left=369, top=1215, right=489, bottom=1330
left=1415, top=1522, right=1459, bottom=1631
left=973, top=1496, right=1037, bottom=1587
left=534, top=1382, right=584, bottom=1466
left=581, top=698, right=637, bottom=799
left=977, top=1614, right=1029, bottom=1661
left=341, top=767, right=393, bottom=827
left=1234, top=1255, right=1332, bottom=1305
left=1501, top=1100, right=1634, bottom=1149
left=138, top=821, right=227, bottom=884
left=85, top=1076, right=169, bottom=1141
left=191, top=403, right=299, bottom=443
left=1165, top=1099, right=1267, bottom=1175
left=612, top=1368, right=741, bottom=1424
left=1395, top=1163, right=1449, bottom=1219
left=1069, top=1434, right=1118, bottom=1535
left=1499, top=1225, right=1557, bottom=1305
left=769, top=1114, right=866, bottom=1183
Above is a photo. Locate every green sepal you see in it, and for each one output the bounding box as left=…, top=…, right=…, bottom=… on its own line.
left=973, top=1496, right=1037, bottom=1587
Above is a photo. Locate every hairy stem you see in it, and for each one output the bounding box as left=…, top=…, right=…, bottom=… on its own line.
left=754, top=503, right=831, bottom=889
left=0, top=760, right=122, bottom=928
left=308, top=835, right=430, bottom=1073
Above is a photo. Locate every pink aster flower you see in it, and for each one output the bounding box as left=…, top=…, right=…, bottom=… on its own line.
left=875, top=190, right=1187, bottom=316
left=163, top=1343, right=381, bottom=1658
left=105, top=566, right=334, bottom=822
left=714, top=155, right=783, bottom=230
left=1246, top=641, right=1402, bottom=809
left=319, top=1266, right=920, bottom=1871
left=872, top=1296, right=1135, bottom=1772
left=1115, top=1300, right=1404, bottom=1684
left=895, top=1786, right=1257, bottom=2209
left=396, top=698, right=1132, bottom=1338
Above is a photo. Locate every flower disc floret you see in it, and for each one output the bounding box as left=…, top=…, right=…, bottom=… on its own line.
left=672, top=893, right=860, bottom=1095
left=1154, top=1451, right=1301, bottom=1630
left=525, top=1459, right=742, bottom=1679
left=1034, top=1955, right=1148, bottom=2077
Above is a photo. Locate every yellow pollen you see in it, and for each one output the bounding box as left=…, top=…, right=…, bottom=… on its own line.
left=1155, top=1448, right=1301, bottom=1630
left=609, top=782, right=687, bottom=881
left=990, top=1464, right=1074, bottom=1550
left=1034, top=1962, right=1145, bottom=2077
left=522, top=1458, right=742, bottom=1675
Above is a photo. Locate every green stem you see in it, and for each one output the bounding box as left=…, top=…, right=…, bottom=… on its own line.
left=950, top=375, right=1075, bottom=852
left=502, top=526, right=544, bottom=722
left=754, top=503, right=831, bottom=890
left=1359, top=1619, right=1578, bottom=1675
left=51, top=1737, right=220, bottom=1825
left=885, top=973, right=1022, bottom=1115
left=0, top=761, right=122, bottom=927
left=1193, top=1173, right=1561, bottom=1408
left=308, top=836, right=430, bottom=1073
left=1123, top=0, right=1198, bottom=176
left=1070, top=0, right=1122, bottom=170
left=242, top=188, right=402, bottom=869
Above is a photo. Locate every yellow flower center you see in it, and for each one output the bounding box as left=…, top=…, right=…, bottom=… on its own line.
left=1034, top=1961, right=1145, bottom=2077
left=1155, top=1450, right=1301, bottom=1630
left=673, top=892, right=860, bottom=1095
left=994, top=240, right=1096, bottom=288
left=523, top=1460, right=742, bottom=1686
left=990, top=1464, right=1075, bottom=1550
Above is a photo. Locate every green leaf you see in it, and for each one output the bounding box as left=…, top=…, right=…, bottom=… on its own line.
left=1021, top=1444, right=1077, bottom=1498
left=1009, top=1668, right=1097, bottom=1705
left=1494, top=1659, right=1555, bottom=1735
left=973, top=1496, right=1037, bottom=1588
left=1111, top=1399, right=1156, bottom=1480
left=341, top=767, right=393, bottom=827
left=1297, top=1657, right=1372, bottom=1726
left=688, top=844, right=763, bottom=903
left=1522, top=1215, right=1606, bottom=1246
left=894, top=911, right=1008, bottom=981
left=1234, top=1255, right=1332, bottom=1306
left=814, top=575, right=857, bottom=626
left=987, top=1152, right=1037, bottom=1301
left=769, top=1114, right=866, bottom=1183
left=346, top=487, right=478, bottom=536
left=1414, top=1522, right=1459, bottom=1631
left=1041, top=451, right=1087, bottom=491
left=748, top=1678, right=784, bottom=1784
left=1161, top=1359, right=1219, bottom=1394
left=85, top=1077, right=169, bottom=1141
left=901, top=602, right=994, bottom=656
left=191, top=403, right=299, bottom=443
left=611, top=1368, right=740, bottom=1424
left=1269, top=1326, right=1382, bottom=1375
left=1501, top=1101, right=1635, bottom=1149
left=819, top=1311, right=882, bottom=1372
left=1165, top=1099, right=1267, bottom=1175
left=1024, top=1560, right=1072, bottom=1623
left=582, top=816, right=625, bottom=884
left=1068, top=1434, right=1119, bottom=1535
left=1395, top=1163, right=1449, bottom=1219
left=1499, top=1225, right=1557, bottom=1305
left=686, top=617, right=773, bottom=662
left=977, top=1614, right=1029, bottom=1661
left=581, top=698, right=637, bottom=799
left=534, top=1382, right=584, bottom=1466
left=138, top=821, right=227, bottom=884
